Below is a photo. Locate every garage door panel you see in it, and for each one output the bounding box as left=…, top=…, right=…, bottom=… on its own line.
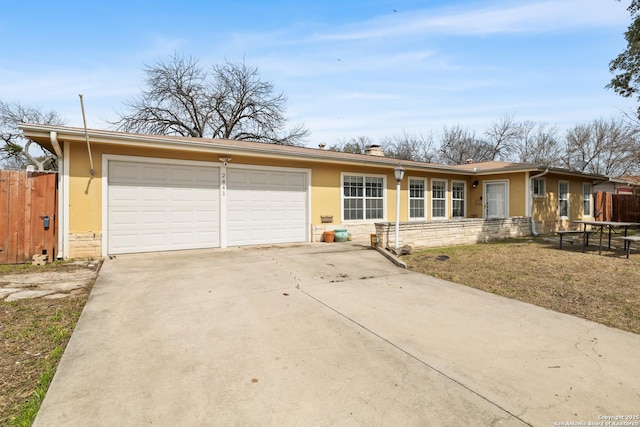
left=227, top=168, right=307, bottom=246
left=108, top=160, right=220, bottom=254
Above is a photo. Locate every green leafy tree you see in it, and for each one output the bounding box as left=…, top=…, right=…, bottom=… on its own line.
left=608, top=1, right=640, bottom=116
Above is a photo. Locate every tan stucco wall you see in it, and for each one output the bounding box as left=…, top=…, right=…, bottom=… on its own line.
left=532, top=173, right=592, bottom=233
left=450, top=173, right=528, bottom=219
left=62, top=141, right=590, bottom=255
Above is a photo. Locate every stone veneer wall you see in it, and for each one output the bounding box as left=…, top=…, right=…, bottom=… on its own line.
left=68, top=232, right=102, bottom=258
left=69, top=219, right=531, bottom=257
left=374, top=217, right=532, bottom=249
left=312, top=223, right=376, bottom=244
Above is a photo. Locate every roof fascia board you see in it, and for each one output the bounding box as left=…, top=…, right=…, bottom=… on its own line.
left=20, top=124, right=471, bottom=175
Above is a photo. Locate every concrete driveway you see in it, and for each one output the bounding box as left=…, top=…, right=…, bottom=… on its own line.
left=34, top=244, right=640, bottom=426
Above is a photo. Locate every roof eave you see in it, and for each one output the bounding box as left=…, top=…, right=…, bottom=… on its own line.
left=18, top=123, right=471, bottom=174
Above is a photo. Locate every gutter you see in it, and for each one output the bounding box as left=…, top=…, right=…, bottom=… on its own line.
left=529, top=169, right=549, bottom=236
left=21, top=124, right=472, bottom=175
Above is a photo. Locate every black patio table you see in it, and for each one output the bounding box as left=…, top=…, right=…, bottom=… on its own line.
left=573, top=220, right=640, bottom=255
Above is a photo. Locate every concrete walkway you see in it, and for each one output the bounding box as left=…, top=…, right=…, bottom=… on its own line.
left=34, top=244, right=640, bottom=426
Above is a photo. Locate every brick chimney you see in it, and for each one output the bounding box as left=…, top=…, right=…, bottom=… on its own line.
left=365, top=145, right=385, bottom=156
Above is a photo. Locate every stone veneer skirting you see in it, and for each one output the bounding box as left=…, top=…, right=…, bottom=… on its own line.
left=69, top=218, right=532, bottom=258
left=312, top=223, right=375, bottom=244
left=68, top=232, right=102, bottom=259
left=375, top=217, right=532, bottom=250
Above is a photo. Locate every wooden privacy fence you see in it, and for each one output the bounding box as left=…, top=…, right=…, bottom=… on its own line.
left=595, top=191, right=640, bottom=223
left=0, top=170, right=58, bottom=264
left=612, top=194, right=640, bottom=222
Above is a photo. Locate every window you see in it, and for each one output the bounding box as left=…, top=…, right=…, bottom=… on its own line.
left=582, top=183, right=592, bottom=217
left=559, top=181, right=569, bottom=218
left=409, top=178, right=426, bottom=219
left=431, top=179, right=447, bottom=219
left=533, top=178, right=545, bottom=197
left=452, top=181, right=466, bottom=218
left=342, top=174, right=384, bottom=221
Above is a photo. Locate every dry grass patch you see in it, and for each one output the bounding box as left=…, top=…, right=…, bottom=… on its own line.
left=404, top=238, right=640, bottom=335
left=0, top=262, right=98, bottom=425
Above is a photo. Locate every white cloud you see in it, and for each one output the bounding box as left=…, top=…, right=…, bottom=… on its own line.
left=313, top=0, right=628, bottom=41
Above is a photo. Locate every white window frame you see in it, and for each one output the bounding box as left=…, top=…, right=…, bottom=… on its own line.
left=532, top=178, right=546, bottom=198
left=582, top=182, right=592, bottom=218
left=341, top=172, right=386, bottom=222
left=558, top=181, right=569, bottom=219
left=451, top=180, right=466, bottom=218
left=408, top=177, right=426, bottom=220
left=431, top=179, right=448, bottom=220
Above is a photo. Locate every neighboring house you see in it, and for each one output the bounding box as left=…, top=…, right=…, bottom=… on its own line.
left=594, top=176, right=640, bottom=195
left=20, top=124, right=606, bottom=258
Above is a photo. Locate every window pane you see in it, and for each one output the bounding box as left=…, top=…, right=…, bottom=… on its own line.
left=343, top=175, right=363, bottom=197
left=366, top=199, right=383, bottom=219
left=453, top=200, right=464, bottom=217
left=344, top=198, right=363, bottom=220
left=365, top=177, right=383, bottom=197
left=583, top=184, right=591, bottom=216
left=452, top=182, right=464, bottom=199
left=410, top=199, right=424, bottom=218
left=432, top=181, right=445, bottom=199
left=559, top=200, right=568, bottom=217
left=533, top=178, right=545, bottom=196
left=432, top=180, right=446, bottom=218
left=433, top=200, right=446, bottom=218
left=451, top=182, right=465, bottom=217
left=410, top=179, right=424, bottom=198
left=559, top=182, right=568, bottom=217
left=409, top=179, right=425, bottom=219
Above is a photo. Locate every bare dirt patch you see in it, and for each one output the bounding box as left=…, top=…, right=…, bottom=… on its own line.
left=404, top=238, right=640, bottom=335
left=0, top=261, right=101, bottom=425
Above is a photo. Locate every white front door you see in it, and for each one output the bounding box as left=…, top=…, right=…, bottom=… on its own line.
left=485, top=182, right=508, bottom=219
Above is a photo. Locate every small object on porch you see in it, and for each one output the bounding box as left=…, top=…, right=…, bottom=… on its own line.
left=320, top=215, right=333, bottom=224
left=323, top=230, right=335, bottom=243
left=370, top=233, right=379, bottom=248
left=334, top=229, right=349, bottom=242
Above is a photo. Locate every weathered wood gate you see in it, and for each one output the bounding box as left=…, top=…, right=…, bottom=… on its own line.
left=0, top=170, right=58, bottom=264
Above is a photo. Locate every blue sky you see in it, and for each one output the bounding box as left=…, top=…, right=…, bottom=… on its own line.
left=0, top=0, right=635, bottom=147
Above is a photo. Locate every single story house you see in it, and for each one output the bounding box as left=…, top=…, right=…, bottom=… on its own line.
left=20, top=124, right=607, bottom=259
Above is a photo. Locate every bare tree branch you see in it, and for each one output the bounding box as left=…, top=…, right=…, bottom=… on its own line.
left=113, top=54, right=308, bottom=146
left=0, top=100, right=64, bottom=170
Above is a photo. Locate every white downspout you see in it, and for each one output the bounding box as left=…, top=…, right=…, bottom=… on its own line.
left=50, top=131, right=65, bottom=259
left=50, top=131, right=63, bottom=158
left=529, top=169, right=549, bottom=236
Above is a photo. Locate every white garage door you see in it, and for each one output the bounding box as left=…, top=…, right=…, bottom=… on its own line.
left=108, top=160, right=220, bottom=254
left=227, top=168, right=307, bottom=246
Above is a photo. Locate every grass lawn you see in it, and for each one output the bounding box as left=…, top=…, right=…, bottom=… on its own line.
left=404, top=237, right=640, bottom=335
left=0, top=262, right=97, bottom=426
